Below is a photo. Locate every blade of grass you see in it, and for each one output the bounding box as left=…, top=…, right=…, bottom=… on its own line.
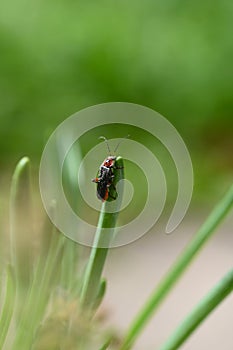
left=98, top=337, right=112, bottom=350
left=58, top=136, right=82, bottom=295
left=92, top=278, right=107, bottom=311
left=159, top=268, right=233, bottom=350
left=119, top=184, right=233, bottom=350
left=10, top=157, right=33, bottom=290
left=0, top=265, right=16, bottom=348
left=12, top=217, right=65, bottom=349
left=80, top=157, right=124, bottom=310
left=60, top=237, right=79, bottom=291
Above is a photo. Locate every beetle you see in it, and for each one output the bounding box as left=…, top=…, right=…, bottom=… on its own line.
left=92, top=136, right=128, bottom=202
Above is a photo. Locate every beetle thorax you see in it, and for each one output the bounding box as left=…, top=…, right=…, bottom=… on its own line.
left=103, top=156, right=116, bottom=167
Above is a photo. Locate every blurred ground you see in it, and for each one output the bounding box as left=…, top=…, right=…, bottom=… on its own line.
left=103, top=211, right=233, bottom=350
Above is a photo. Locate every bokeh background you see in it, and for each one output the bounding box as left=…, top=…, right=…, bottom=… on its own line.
left=0, top=1, right=233, bottom=349
left=1, top=0, right=232, bottom=189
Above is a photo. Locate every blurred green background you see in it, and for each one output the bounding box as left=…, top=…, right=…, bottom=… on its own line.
left=0, top=0, right=232, bottom=200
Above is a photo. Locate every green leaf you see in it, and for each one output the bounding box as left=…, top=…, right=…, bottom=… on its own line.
left=92, top=279, right=107, bottom=311
left=12, top=226, right=65, bottom=349
left=0, top=265, right=16, bottom=348
left=159, top=268, right=233, bottom=350
left=10, top=157, right=33, bottom=289
left=119, top=184, right=233, bottom=350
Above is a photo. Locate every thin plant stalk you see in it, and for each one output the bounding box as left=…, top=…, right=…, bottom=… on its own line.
left=0, top=265, right=16, bottom=349
left=80, top=157, right=124, bottom=310
left=98, top=337, right=113, bottom=350
left=159, top=268, right=233, bottom=350
left=60, top=237, right=79, bottom=291
left=12, top=215, right=65, bottom=349
left=9, top=157, right=32, bottom=291
left=119, top=184, right=233, bottom=350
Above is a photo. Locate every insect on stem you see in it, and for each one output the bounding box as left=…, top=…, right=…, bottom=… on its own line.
left=93, top=135, right=129, bottom=202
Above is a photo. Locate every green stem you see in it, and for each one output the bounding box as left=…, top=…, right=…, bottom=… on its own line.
left=80, top=157, right=124, bottom=309
left=98, top=336, right=113, bottom=350
left=159, top=268, right=233, bottom=350
left=10, top=157, right=32, bottom=291
left=80, top=205, right=114, bottom=309
left=12, top=227, right=64, bottom=349
left=120, top=184, right=233, bottom=350
left=60, top=237, right=79, bottom=291
left=0, top=265, right=16, bottom=348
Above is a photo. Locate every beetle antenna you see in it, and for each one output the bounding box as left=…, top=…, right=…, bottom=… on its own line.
left=114, top=134, right=130, bottom=153
left=99, top=136, right=111, bottom=155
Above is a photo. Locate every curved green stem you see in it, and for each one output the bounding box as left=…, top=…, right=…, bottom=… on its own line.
left=10, top=157, right=32, bottom=290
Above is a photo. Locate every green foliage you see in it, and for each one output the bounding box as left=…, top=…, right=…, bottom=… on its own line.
left=0, top=155, right=232, bottom=348
left=0, top=157, right=110, bottom=349
left=1, top=2, right=233, bottom=343
left=159, top=268, right=233, bottom=350
left=10, top=157, right=32, bottom=289
left=0, top=265, right=15, bottom=349
left=119, top=185, right=233, bottom=350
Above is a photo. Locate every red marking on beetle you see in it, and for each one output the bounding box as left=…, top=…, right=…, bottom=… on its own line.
left=92, top=136, right=129, bottom=202
left=103, top=190, right=109, bottom=201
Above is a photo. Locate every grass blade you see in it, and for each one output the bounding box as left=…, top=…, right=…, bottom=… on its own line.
left=60, top=237, right=79, bottom=291
left=10, top=157, right=33, bottom=289
left=159, top=268, right=233, bottom=350
left=12, top=225, right=65, bottom=349
left=92, top=278, right=107, bottom=311
left=119, top=184, right=233, bottom=350
left=0, top=265, right=16, bottom=348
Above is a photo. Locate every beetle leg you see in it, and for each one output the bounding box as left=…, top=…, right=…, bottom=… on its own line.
left=108, top=193, right=117, bottom=200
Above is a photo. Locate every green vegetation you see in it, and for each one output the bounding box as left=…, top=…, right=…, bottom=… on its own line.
left=158, top=268, right=233, bottom=350
left=1, top=1, right=233, bottom=349
left=119, top=184, right=233, bottom=350
left=0, top=158, right=232, bottom=349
